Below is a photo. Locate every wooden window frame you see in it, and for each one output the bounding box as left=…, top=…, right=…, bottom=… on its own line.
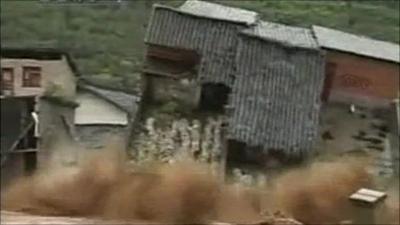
left=1, top=67, right=14, bottom=91
left=22, top=66, right=42, bottom=88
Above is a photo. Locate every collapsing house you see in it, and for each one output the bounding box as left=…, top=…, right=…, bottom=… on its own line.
left=143, top=0, right=325, bottom=164
left=143, top=0, right=258, bottom=111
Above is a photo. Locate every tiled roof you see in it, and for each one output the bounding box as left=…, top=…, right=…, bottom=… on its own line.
left=79, top=83, right=139, bottom=114
left=242, top=21, right=319, bottom=50
left=312, top=25, right=400, bottom=63
left=179, top=0, right=258, bottom=25
left=227, top=34, right=325, bottom=158
left=145, top=5, right=247, bottom=86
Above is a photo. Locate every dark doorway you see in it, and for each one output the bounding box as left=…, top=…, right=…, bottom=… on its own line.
left=23, top=151, right=37, bottom=176
left=226, top=139, right=247, bottom=165
left=199, top=83, right=231, bottom=112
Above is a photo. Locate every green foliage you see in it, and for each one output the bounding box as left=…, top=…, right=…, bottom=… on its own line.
left=1, top=0, right=398, bottom=92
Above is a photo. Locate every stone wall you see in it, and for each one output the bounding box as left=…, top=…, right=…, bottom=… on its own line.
left=132, top=117, right=224, bottom=166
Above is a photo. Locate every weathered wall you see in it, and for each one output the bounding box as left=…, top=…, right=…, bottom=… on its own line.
left=75, top=91, right=128, bottom=125
left=228, top=36, right=325, bottom=158
left=75, top=125, right=127, bottom=150
left=1, top=56, right=76, bottom=98
left=146, top=75, right=200, bottom=108
left=37, top=99, right=76, bottom=167
left=325, top=51, right=399, bottom=107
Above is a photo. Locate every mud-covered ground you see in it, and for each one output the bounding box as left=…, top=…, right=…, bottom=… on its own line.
left=1, top=147, right=399, bottom=225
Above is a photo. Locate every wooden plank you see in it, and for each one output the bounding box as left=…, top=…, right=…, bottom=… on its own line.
left=349, top=193, right=377, bottom=203
left=1, top=122, right=34, bottom=167
left=146, top=45, right=199, bottom=63
left=349, top=188, right=387, bottom=205
left=142, top=69, right=181, bottom=80
left=357, top=188, right=387, bottom=199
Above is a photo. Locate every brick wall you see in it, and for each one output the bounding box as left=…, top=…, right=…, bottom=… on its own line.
left=325, top=51, right=399, bottom=107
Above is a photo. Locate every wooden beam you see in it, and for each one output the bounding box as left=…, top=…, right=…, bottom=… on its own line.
left=142, top=69, right=181, bottom=80
left=1, top=149, right=38, bottom=154
left=1, top=121, right=35, bottom=167
left=349, top=188, right=387, bottom=205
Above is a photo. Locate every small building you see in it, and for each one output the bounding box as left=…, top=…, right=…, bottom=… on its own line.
left=75, top=82, right=139, bottom=150
left=1, top=47, right=79, bottom=186
left=143, top=1, right=326, bottom=164
left=143, top=0, right=258, bottom=111
left=313, top=25, right=400, bottom=108
left=227, top=21, right=325, bottom=164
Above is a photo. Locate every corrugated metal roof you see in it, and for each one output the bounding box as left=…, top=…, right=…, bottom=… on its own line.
left=179, top=0, right=258, bottom=25
left=242, top=21, right=319, bottom=50
left=79, top=84, right=139, bottom=115
left=227, top=36, right=325, bottom=158
left=312, top=25, right=400, bottom=63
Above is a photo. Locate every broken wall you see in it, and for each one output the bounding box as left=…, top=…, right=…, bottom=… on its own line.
left=37, top=98, right=76, bottom=167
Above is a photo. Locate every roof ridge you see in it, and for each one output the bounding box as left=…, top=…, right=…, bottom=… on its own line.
left=312, top=25, right=400, bottom=63
left=152, top=1, right=258, bottom=25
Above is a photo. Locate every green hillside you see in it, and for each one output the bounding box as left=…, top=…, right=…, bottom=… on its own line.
left=1, top=0, right=399, bottom=92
